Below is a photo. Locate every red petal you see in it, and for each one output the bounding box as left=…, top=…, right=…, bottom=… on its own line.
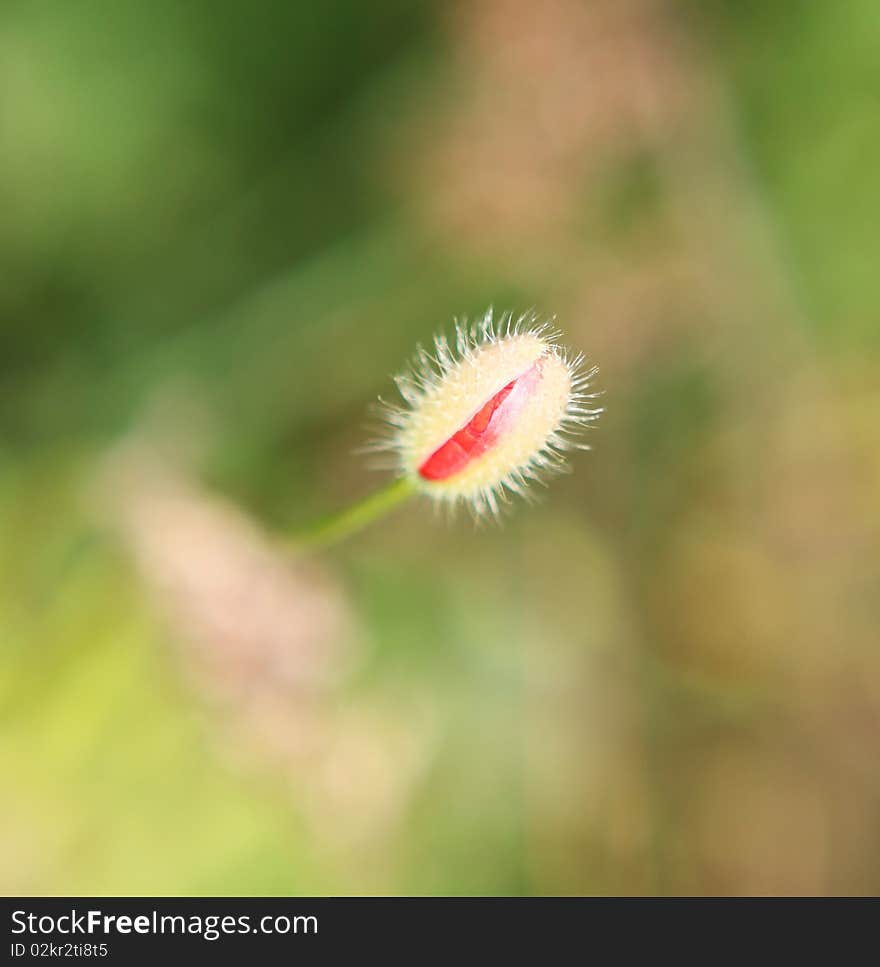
left=418, top=379, right=516, bottom=481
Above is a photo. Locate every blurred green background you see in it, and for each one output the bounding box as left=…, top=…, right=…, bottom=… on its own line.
left=2, top=0, right=879, bottom=896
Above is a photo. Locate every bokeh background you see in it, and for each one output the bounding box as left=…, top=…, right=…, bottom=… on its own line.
left=2, top=0, right=879, bottom=896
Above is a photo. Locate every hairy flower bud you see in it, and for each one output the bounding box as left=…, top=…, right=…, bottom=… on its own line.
left=374, top=311, right=602, bottom=516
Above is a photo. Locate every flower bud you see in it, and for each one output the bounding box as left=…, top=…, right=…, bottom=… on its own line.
left=375, top=311, right=602, bottom=516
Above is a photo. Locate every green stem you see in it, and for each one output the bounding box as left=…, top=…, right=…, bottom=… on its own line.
left=292, top=476, right=417, bottom=549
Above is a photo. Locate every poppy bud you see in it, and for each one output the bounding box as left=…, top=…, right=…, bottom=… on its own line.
left=375, top=311, right=602, bottom=516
